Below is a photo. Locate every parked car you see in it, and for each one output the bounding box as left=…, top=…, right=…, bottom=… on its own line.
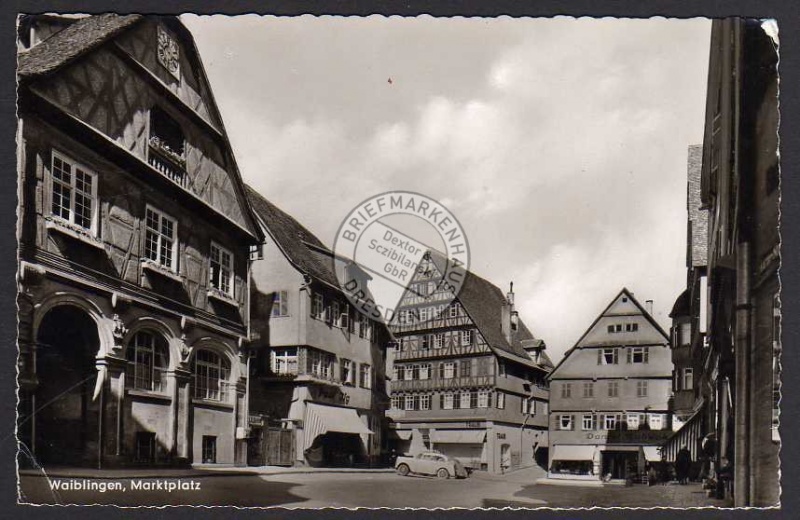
left=395, top=451, right=469, bottom=479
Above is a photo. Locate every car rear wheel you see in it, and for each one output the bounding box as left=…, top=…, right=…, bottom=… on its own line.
left=396, top=464, right=410, bottom=476
left=436, top=468, right=450, bottom=479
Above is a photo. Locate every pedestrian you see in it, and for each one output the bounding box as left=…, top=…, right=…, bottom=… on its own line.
left=676, top=445, right=692, bottom=484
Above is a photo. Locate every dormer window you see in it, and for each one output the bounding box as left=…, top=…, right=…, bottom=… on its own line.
left=148, top=107, right=186, bottom=186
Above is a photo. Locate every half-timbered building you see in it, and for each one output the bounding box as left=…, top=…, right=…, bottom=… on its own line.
left=387, top=254, right=552, bottom=474
left=16, top=14, right=264, bottom=467
left=245, top=186, right=390, bottom=467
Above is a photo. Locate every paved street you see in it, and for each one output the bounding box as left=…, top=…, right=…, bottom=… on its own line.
left=18, top=465, right=730, bottom=508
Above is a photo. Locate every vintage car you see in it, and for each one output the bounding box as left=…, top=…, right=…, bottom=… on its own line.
left=395, top=451, right=469, bottom=479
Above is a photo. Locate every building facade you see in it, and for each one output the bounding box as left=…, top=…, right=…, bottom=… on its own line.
left=246, top=187, right=389, bottom=467
left=695, top=18, right=780, bottom=507
left=662, top=145, right=710, bottom=471
left=16, top=14, right=264, bottom=467
left=387, top=256, right=552, bottom=474
left=547, top=289, right=673, bottom=483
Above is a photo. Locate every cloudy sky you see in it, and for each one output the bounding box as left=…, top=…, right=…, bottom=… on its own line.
left=183, top=15, right=711, bottom=363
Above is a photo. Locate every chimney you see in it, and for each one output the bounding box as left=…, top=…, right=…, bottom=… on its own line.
left=646, top=299, right=654, bottom=316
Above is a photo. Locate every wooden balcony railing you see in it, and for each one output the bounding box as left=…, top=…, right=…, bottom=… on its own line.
left=148, top=140, right=188, bottom=188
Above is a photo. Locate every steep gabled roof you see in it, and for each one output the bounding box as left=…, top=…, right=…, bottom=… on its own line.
left=18, top=14, right=143, bottom=79
left=245, top=185, right=340, bottom=290
left=548, top=287, right=670, bottom=378
left=669, top=289, right=690, bottom=318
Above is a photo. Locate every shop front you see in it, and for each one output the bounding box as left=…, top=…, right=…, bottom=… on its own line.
left=548, top=444, right=600, bottom=480
left=301, top=402, right=373, bottom=467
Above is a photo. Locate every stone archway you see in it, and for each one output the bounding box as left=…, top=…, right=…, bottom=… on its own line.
left=35, top=305, right=102, bottom=466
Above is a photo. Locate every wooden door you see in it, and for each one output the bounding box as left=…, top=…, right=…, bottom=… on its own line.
left=264, top=428, right=294, bottom=466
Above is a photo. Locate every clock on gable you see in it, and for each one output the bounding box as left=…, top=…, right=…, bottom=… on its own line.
left=157, top=25, right=180, bottom=80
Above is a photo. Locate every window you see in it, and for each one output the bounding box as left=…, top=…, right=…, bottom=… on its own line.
left=628, top=347, right=649, bottom=364
left=459, top=391, right=471, bottom=409
left=50, top=152, right=98, bottom=232
left=391, top=396, right=401, bottom=410
left=561, top=382, right=572, bottom=399
left=312, top=293, right=325, bottom=319
left=478, top=390, right=490, bottom=408
left=419, top=363, right=431, bottom=380
left=599, top=348, right=618, bottom=365
left=604, top=414, right=619, bottom=430
left=135, top=431, right=156, bottom=463
left=521, top=397, right=529, bottom=414
left=272, top=348, right=298, bottom=375
left=496, top=392, right=506, bottom=409
left=359, top=364, right=372, bottom=389
left=434, top=333, right=445, bottom=349
left=249, top=243, right=263, bottom=260
left=411, top=364, right=420, bottom=380
left=470, top=391, right=478, bottom=409
left=460, top=359, right=472, bottom=377
left=442, top=362, right=456, bottom=379
left=449, top=305, right=459, bottom=318
left=442, top=393, right=454, bottom=410
left=582, top=414, right=596, bottom=431
left=340, top=359, right=354, bottom=385
left=421, top=335, right=431, bottom=351
left=404, top=395, right=416, bottom=411
left=193, top=349, right=230, bottom=401
left=583, top=382, right=594, bottom=398
left=608, top=381, right=619, bottom=398
left=145, top=206, right=178, bottom=271
left=625, top=323, right=639, bottom=332
left=420, top=394, right=431, bottom=411
left=307, top=349, right=334, bottom=379
left=126, top=331, right=168, bottom=392
left=683, top=368, right=694, bottom=390
left=607, top=323, right=624, bottom=333
left=460, top=329, right=473, bottom=346
left=649, top=414, right=664, bottom=430
left=396, top=365, right=405, bottom=381
left=558, top=414, right=574, bottom=431
left=397, top=309, right=407, bottom=324
left=626, top=413, right=641, bottom=430
left=270, top=290, right=289, bottom=317
left=332, top=301, right=342, bottom=327
left=636, top=380, right=648, bottom=397
left=210, top=242, right=234, bottom=296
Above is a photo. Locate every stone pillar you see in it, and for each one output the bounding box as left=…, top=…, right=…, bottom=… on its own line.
left=171, top=368, right=193, bottom=464
left=99, top=354, right=128, bottom=466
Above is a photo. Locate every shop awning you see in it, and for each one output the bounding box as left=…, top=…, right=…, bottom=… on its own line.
left=551, top=444, right=597, bottom=462
left=601, top=445, right=641, bottom=453
left=431, top=430, right=486, bottom=444
left=643, top=446, right=663, bottom=462
left=389, top=429, right=413, bottom=440
left=304, top=403, right=372, bottom=450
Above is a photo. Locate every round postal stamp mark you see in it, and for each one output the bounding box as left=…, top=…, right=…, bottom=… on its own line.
left=333, top=191, right=470, bottom=328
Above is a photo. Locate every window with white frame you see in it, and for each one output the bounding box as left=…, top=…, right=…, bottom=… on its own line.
left=271, top=290, right=289, bottom=317
left=478, top=390, right=490, bottom=408
left=496, top=391, right=505, bottom=409
left=599, top=348, right=618, bottom=365
left=648, top=413, right=664, bottom=430
left=359, top=363, right=371, bottom=389
left=340, top=359, right=354, bottom=385
left=210, top=242, right=234, bottom=296
left=625, top=323, right=639, bottom=332
left=421, top=335, right=431, bottom=351
left=449, top=305, right=459, bottom=318
left=331, top=301, right=342, bottom=327
left=434, top=333, right=445, bottom=349
left=442, top=393, right=455, bottom=410
left=626, top=413, right=641, bottom=430
left=404, top=395, right=416, bottom=411
left=459, top=391, right=471, bottom=409
left=271, top=347, right=298, bottom=375
left=521, top=397, right=529, bottom=414
left=683, top=368, right=694, bottom=390
left=397, top=309, right=407, bottom=324
left=419, top=307, right=429, bottom=322
left=582, top=414, right=596, bottom=431
left=395, top=365, right=405, bottom=380
left=460, top=329, right=473, bottom=346
left=145, top=206, right=178, bottom=271
left=404, top=364, right=414, bottom=381
left=312, top=293, right=325, bottom=319
left=193, top=349, right=230, bottom=401
left=629, top=347, right=649, bottom=364
left=604, top=413, right=619, bottom=430
left=50, top=152, right=98, bottom=232
left=558, top=414, right=574, bottom=430
left=391, top=396, right=401, bottom=410
left=443, top=362, right=455, bottom=379
left=420, top=394, right=431, bottom=411
left=307, top=349, right=334, bottom=379
left=125, top=330, right=168, bottom=392
left=419, top=363, right=430, bottom=380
